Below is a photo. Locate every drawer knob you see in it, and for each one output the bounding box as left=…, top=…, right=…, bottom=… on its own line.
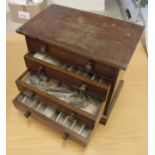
left=24, top=111, right=31, bottom=118
left=63, top=132, right=69, bottom=140
left=41, top=45, right=48, bottom=52
left=86, top=62, right=93, bottom=71
left=79, top=84, right=87, bottom=92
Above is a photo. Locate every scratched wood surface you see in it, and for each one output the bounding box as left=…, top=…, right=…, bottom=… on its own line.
left=7, top=34, right=147, bottom=155
left=17, top=4, right=144, bottom=70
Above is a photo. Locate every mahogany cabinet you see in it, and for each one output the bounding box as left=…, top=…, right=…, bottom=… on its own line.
left=13, top=4, right=143, bottom=145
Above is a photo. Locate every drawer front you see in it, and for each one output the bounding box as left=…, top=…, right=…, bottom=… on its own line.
left=24, top=53, right=111, bottom=99
left=26, top=37, right=117, bottom=79
left=16, top=70, right=107, bottom=128
left=13, top=92, right=93, bottom=145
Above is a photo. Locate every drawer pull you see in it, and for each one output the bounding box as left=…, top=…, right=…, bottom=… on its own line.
left=63, top=132, right=69, bottom=140
left=86, top=62, right=93, bottom=71
left=24, top=111, right=31, bottom=118
left=41, top=45, right=48, bottom=53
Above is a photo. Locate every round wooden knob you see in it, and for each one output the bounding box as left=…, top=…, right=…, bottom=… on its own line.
left=24, top=111, right=31, bottom=118
left=41, top=45, right=48, bottom=53
left=85, top=62, right=93, bottom=71
left=79, top=84, right=87, bottom=92
left=63, top=133, right=69, bottom=140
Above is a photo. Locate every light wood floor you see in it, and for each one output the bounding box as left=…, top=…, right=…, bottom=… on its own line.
left=7, top=34, right=147, bottom=155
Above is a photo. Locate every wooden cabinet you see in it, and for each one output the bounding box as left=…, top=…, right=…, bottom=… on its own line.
left=13, top=4, right=143, bottom=145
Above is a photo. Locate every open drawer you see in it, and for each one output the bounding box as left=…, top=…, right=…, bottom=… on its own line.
left=24, top=52, right=111, bottom=98
left=16, top=70, right=109, bottom=128
left=13, top=91, right=94, bottom=145
left=25, top=37, right=118, bottom=80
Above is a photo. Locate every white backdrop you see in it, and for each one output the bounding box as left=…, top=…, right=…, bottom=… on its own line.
left=7, top=0, right=106, bottom=11
left=50, top=0, right=105, bottom=11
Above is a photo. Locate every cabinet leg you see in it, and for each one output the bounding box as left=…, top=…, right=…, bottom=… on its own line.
left=100, top=80, right=124, bottom=125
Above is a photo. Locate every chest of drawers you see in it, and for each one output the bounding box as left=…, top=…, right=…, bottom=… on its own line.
left=13, top=4, right=143, bottom=145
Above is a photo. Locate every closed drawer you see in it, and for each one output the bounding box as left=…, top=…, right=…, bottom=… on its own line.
left=26, top=37, right=117, bottom=80
left=24, top=53, right=111, bottom=98
left=16, top=70, right=108, bottom=128
left=13, top=91, right=94, bottom=145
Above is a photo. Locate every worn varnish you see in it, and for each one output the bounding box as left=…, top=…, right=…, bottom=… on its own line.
left=17, top=4, right=143, bottom=70
left=13, top=4, right=144, bottom=145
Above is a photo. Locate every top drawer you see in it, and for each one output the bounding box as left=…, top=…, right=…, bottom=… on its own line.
left=26, top=37, right=117, bottom=80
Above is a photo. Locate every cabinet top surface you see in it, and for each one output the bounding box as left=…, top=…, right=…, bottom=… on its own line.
left=17, top=4, right=144, bottom=70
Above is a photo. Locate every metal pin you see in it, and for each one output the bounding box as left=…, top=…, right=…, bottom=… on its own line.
left=55, top=112, right=62, bottom=122
left=63, top=116, right=69, bottom=126
left=70, top=119, right=77, bottom=129
left=78, top=124, right=85, bottom=134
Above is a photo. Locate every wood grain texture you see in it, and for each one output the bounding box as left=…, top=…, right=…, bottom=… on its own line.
left=7, top=34, right=147, bottom=155
left=17, top=4, right=144, bottom=70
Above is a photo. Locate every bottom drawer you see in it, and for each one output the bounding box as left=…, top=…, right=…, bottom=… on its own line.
left=13, top=91, right=95, bottom=145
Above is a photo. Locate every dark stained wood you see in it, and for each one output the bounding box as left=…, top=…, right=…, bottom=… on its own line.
left=13, top=93, right=91, bottom=145
left=15, top=70, right=108, bottom=128
left=100, top=80, right=124, bottom=124
left=103, top=69, right=120, bottom=115
left=17, top=4, right=144, bottom=70
left=24, top=53, right=111, bottom=98
left=25, top=37, right=118, bottom=80
left=13, top=4, right=144, bottom=145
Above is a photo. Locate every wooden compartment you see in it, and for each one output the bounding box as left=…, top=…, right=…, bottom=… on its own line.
left=24, top=52, right=111, bottom=98
left=26, top=37, right=117, bottom=80
left=16, top=70, right=108, bottom=128
left=13, top=91, right=95, bottom=145
left=14, top=4, right=144, bottom=145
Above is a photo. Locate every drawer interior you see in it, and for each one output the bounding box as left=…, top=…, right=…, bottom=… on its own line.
left=26, top=36, right=116, bottom=80
left=14, top=91, right=92, bottom=145
left=32, top=52, right=109, bottom=85
left=25, top=53, right=111, bottom=99
left=21, top=71, right=102, bottom=116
